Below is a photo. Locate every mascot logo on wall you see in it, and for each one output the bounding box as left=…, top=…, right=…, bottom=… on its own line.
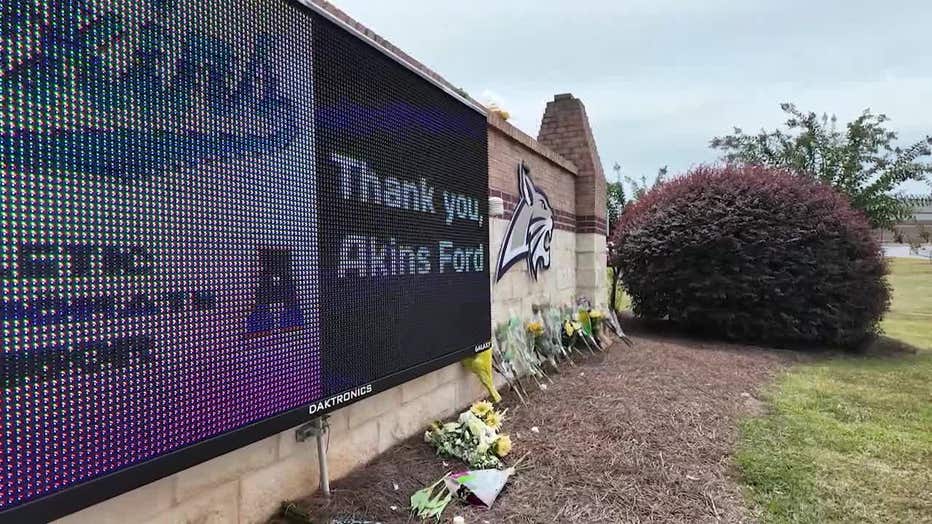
left=496, top=161, right=554, bottom=281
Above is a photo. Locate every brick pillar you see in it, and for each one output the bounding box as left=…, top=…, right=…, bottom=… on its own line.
left=537, top=93, right=608, bottom=307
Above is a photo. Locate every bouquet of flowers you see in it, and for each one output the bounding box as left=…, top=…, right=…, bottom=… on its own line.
left=424, top=401, right=512, bottom=469
left=494, top=316, right=550, bottom=400
left=527, top=315, right=565, bottom=370
left=525, top=320, right=555, bottom=368
left=497, top=316, right=544, bottom=379
left=526, top=320, right=545, bottom=340
left=589, top=309, right=615, bottom=346
left=539, top=305, right=575, bottom=364
left=576, top=309, right=604, bottom=351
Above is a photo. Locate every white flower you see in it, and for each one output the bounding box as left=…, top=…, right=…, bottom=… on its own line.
left=461, top=412, right=489, bottom=438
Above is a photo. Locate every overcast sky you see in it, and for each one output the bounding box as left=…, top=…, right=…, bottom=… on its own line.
left=330, top=0, right=931, bottom=194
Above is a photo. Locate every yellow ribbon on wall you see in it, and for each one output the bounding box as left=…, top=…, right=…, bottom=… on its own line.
left=461, top=350, right=502, bottom=403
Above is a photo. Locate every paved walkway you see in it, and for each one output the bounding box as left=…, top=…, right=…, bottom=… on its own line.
left=882, top=244, right=932, bottom=260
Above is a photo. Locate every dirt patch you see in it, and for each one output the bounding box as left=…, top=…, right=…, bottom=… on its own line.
left=272, top=333, right=805, bottom=523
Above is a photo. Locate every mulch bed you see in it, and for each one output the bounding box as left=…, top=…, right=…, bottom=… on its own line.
left=272, top=326, right=808, bottom=523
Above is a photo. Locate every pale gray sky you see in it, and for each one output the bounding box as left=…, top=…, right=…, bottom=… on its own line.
left=330, top=0, right=932, bottom=194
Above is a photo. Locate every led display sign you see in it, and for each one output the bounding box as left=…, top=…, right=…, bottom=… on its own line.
left=1, top=1, right=490, bottom=520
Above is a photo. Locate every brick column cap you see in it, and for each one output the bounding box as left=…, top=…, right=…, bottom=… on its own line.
left=537, top=93, right=608, bottom=234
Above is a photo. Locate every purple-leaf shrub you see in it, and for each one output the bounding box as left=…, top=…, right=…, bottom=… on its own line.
left=611, top=164, right=890, bottom=348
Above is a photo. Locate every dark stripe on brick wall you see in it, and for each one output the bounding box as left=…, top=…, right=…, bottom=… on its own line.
left=490, top=190, right=606, bottom=235
left=576, top=215, right=607, bottom=235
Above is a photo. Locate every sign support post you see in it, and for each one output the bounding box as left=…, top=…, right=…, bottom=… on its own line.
left=295, top=416, right=332, bottom=497
left=316, top=417, right=332, bottom=498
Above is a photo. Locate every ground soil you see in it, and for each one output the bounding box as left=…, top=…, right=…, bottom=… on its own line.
left=272, top=325, right=808, bottom=523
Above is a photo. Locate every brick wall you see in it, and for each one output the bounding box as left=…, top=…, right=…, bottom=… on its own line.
left=536, top=94, right=609, bottom=306
left=487, top=113, right=587, bottom=323
left=538, top=94, right=608, bottom=235
left=55, top=363, right=484, bottom=524
left=488, top=113, right=578, bottom=229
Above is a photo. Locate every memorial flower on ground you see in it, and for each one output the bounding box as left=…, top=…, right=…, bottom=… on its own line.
left=470, top=400, right=494, bottom=418
left=492, top=435, right=512, bottom=457
left=484, top=409, right=504, bottom=430
left=588, top=309, right=606, bottom=342
left=425, top=401, right=512, bottom=469
left=526, top=321, right=545, bottom=338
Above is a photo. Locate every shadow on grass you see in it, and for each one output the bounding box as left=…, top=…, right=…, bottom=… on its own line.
left=617, top=311, right=923, bottom=362
left=855, top=334, right=922, bottom=356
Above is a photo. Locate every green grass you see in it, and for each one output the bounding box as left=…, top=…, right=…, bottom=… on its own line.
left=736, top=259, right=932, bottom=523
left=606, top=268, right=632, bottom=312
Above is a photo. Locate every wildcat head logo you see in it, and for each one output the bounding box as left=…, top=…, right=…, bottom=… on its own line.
left=496, top=162, right=554, bottom=281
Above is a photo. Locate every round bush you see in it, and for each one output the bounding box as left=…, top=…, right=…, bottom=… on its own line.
left=611, top=164, right=890, bottom=348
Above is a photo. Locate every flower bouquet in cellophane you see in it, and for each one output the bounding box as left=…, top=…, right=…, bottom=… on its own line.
left=424, top=401, right=512, bottom=469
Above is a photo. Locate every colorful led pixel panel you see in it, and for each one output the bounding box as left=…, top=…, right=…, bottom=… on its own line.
left=1, top=0, right=490, bottom=520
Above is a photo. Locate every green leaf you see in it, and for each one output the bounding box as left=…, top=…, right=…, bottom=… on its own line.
left=710, top=102, right=931, bottom=229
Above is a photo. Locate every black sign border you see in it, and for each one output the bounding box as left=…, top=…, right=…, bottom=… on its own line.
left=0, top=0, right=489, bottom=521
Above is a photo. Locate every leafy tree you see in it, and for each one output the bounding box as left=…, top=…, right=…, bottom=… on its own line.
left=606, top=182, right=626, bottom=231
left=606, top=163, right=626, bottom=313
left=607, top=163, right=667, bottom=313
left=607, top=163, right=627, bottom=235
left=711, top=103, right=932, bottom=229
left=625, top=166, right=669, bottom=202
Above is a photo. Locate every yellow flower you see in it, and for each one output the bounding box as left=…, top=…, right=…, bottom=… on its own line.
left=589, top=310, right=604, bottom=319
left=526, top=321, right=544, bottom=337
left=484, top=410, right=504, bottom=430
left=470, top=400, right=494, bottom=418
left=493, top=435, right=512, bottom=457
left=487, top=103, right=511, bottom=121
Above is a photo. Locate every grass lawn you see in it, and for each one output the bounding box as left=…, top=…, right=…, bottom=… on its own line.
left=736, top=258, right=932, bottom=523
left=606, top=268, right=632, bottom=312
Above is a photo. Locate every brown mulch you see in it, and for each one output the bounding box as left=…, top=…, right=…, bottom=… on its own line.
left=273, top=328, right=809, bottom=523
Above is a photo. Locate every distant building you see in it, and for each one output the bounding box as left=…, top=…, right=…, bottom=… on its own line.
left=879, top=195, right=932, bottom=243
